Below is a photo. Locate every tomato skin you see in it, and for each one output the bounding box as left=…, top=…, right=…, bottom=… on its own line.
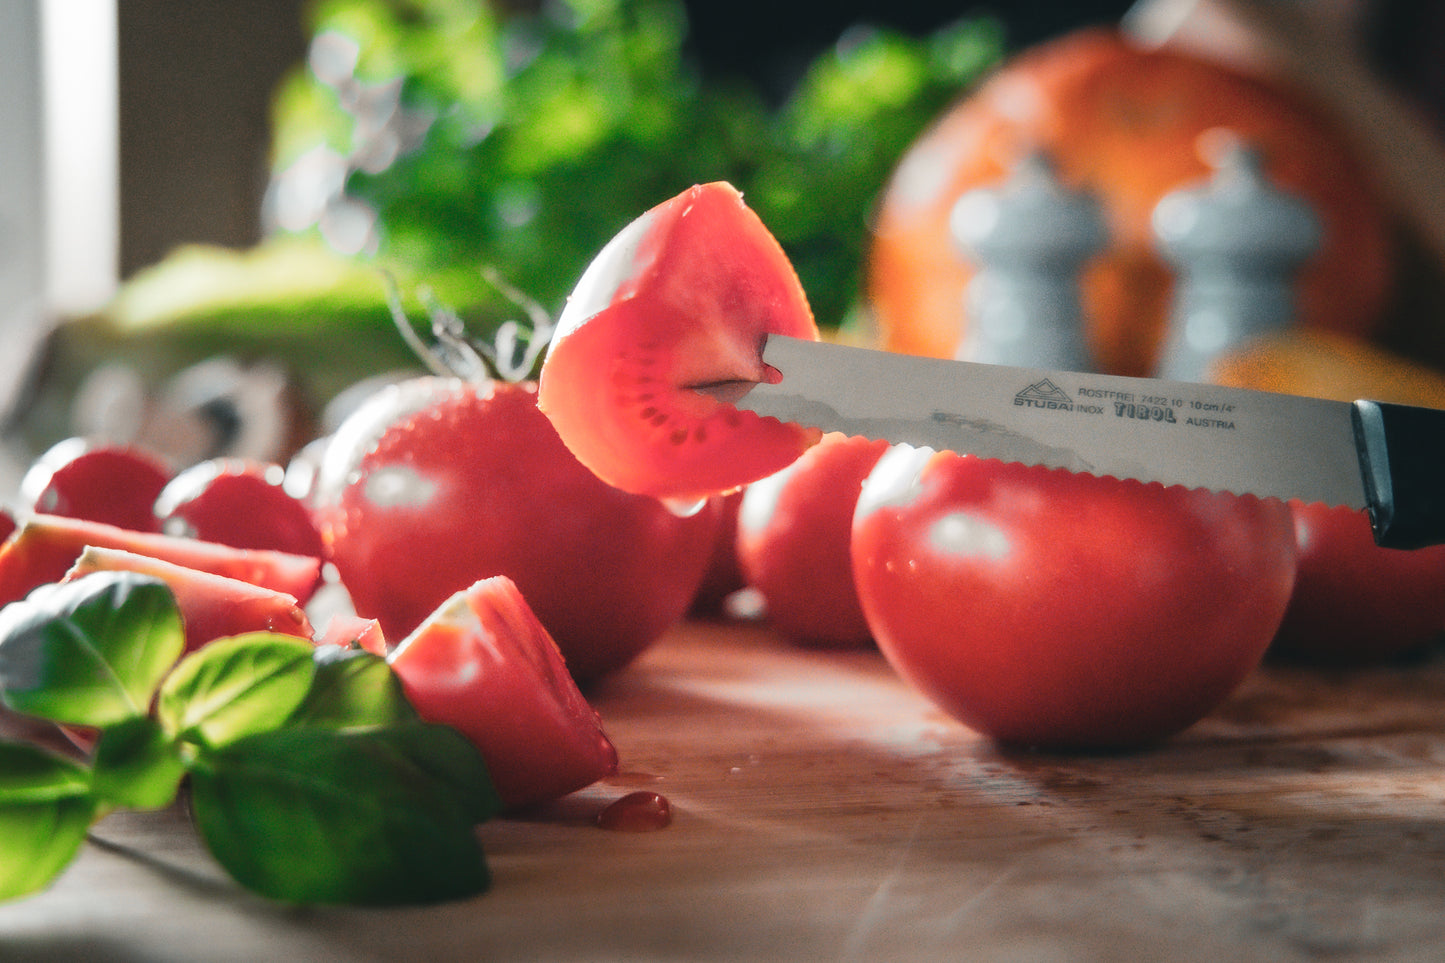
left=20, top=438, right=171, bottom=534
left=539, top=182, right=821, bottom=503
left=387, top=576, right=618, bottom=810
left=1270, top=502, right=1445, bottom=665
left=314, top=377, right=722, bottom=683
left=852, top=449, right=1297, bottom=749
left=736, top=434, right=890, bottom=647
left=155, top=459, right=325, bottom=561
left=690, top=490, right=746, bottom=616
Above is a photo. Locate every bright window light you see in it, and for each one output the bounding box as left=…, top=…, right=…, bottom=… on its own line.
left=41, top=0, right=119, bottom=316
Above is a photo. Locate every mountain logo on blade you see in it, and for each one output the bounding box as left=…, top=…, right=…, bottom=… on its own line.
left=1014, top=379, right=1074, bottom=411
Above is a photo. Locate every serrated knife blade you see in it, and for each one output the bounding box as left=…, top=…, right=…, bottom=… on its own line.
left=729, top=335, right=1445, bottom=549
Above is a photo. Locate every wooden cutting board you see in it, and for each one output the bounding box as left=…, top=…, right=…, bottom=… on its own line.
left=2, top=618, right=1445, bottom=962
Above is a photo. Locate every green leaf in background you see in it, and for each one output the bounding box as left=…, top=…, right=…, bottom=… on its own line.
left=91, top=716, right=186, bottom=812
left=158, top=634, right=317, bottom=749
left=288, top=647, right=419, bottom=730
left=266, top=0, right=1004, bottom=343
left=0, top=742, right=97, bottom=900
left=0, top=574, right=183, bottom=728
left=188, top=722, right=500, bottom=906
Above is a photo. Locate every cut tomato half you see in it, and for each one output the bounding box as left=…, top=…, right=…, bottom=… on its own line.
left=539, top=182, right=821, bottom=503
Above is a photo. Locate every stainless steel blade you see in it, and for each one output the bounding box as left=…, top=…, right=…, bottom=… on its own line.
left=733, top=335, right=1367, bottom=509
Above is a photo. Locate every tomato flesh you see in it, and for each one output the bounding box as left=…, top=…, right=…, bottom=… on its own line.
left=0, top=514, right=323, bottom=608
left=64, top=546, right=313, bottom=652
left=313, top=614, right=387, bottom=657
left=387, top=576, right=619, bottom=810
left=539, top=182, right=821, bottom=502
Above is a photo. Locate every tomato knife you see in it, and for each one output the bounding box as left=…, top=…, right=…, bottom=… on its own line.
left=728, top=335, right=1445, bottom=549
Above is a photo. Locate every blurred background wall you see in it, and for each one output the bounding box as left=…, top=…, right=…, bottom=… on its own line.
left=118, top=0, right=308, bottom=277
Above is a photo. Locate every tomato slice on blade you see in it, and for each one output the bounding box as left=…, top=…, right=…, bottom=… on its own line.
left=539, top=182, right=822, bottom=503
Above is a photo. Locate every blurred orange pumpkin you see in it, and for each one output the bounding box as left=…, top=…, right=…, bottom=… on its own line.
left=1207, top=329, right=1445, bottom=409
left=867, top=28, right=1395, bottom=377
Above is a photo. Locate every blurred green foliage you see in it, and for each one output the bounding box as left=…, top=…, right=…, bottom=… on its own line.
left=268, top=0, right=1003, bottom=333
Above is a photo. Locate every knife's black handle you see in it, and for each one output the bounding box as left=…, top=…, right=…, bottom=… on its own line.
left=1352, top=400, right=1445, bottom=549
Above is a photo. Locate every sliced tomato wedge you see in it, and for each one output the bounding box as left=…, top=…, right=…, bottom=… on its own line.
left=538, top=182, right=821, bottom=503
left=63, top=546, right=313, bottom=652
left=0, top=514, right=323, bottom=607
left=387, top=576, right=618, bottom=810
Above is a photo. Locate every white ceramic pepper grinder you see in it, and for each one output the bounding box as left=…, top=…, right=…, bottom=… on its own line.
left=1152, top=136, right=1322, bottom=382
left=949, top=149, right=1105, bottom=370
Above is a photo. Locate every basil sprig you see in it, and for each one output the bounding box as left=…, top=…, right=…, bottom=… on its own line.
left=0, top=571, right=500, bottom=905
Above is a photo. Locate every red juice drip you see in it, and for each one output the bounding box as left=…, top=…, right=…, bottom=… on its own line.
left=597, top=791, right=672, bottom=832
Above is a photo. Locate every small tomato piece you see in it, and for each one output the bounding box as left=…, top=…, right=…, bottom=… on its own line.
left=387, top=576, right=619, bottom=810
left=64, top=546, right=312, bottom=652
left=0, top=514, right=323, bottom=608
left=313, top=614, right=388, bottom=657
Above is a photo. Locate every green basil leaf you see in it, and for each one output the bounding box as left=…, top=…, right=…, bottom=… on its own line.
left=0, top=740, right=92, bottom=802
left=189, top=722, right=499, bottom=905
left=0, top=796, right=97, bottom=901
left=0, top=573, right=183, bottom=727
left=288, top=647, right=418, bottom=730
left=158, top=633, right=316, bottom=749
left=91, top=716, right=185, bottom=811
left=0, top=741, right=96, bottom=901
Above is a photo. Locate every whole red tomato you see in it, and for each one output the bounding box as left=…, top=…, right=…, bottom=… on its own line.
left=1270, top=502, right=1445, bottom=665
left=20, top=438, right=171, bottom=533
left=154, top=458, right=325, bottom=561
left=736, top=433, right=890, bottom=647
left=689, top=489, right=746, bottom=617
left=852, top=449, right=1297, bottom=749
left=312, top=376, right=722, bottom=684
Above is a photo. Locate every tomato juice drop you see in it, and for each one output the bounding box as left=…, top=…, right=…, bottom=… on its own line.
left=596, top=791, right=673, bottom=832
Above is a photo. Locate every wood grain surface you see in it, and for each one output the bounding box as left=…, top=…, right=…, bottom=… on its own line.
left=2, top=618, right=1445, bottom=962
